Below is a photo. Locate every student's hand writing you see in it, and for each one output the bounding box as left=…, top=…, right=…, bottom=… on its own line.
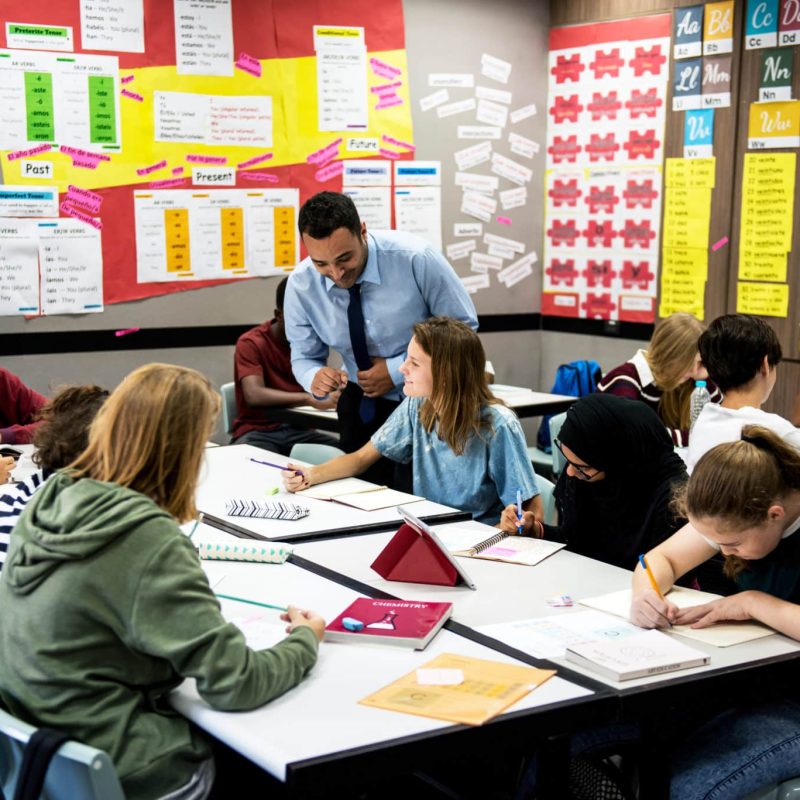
left=282, top=463, right=313, bottom=492
left=357, top=358, right=394, bottom=398
left=629, top=589, right=679, bottom=629
left=281, top=606, right=326, bottom=642
left=672, top=592, right=758, bottom=629
left=309, top=390, right=340, bottom=411
left=311, top=367, right=348, bottom=398
left=0, top=456, right=15, bottom=484
left=499, top=506, right=542, bottom=537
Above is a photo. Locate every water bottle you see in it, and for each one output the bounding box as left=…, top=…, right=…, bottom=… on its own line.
left=689, top=379, right=711, bottom=429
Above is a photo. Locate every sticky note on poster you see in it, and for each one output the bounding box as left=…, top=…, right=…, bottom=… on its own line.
left=684, top=109, right=715, bottom=157
left=703, top=1, right=735, bottom=55
left=759, top=49, right=793, bottom=101
left=748, top=100, right=800, bottom=148
left=673, top=58, right=703, bottom=110
left=674, top=5, right=704, bottom=59
left=739, top=251, right=788, bottom=282
left=745, top=0, right=778, bottom=49
left=737, top=281, right=789, bottom=316
left=0, top=185, right=58, bottom=217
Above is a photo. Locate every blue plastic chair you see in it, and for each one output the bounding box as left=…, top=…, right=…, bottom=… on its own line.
left=745, top=778, right=800, bottom=800
left=536, top=475, right=558, bottom=526
left=0, top=707, right=125, bottom=800
left=220, top=382, right=237, bottom=439
left=289, top=442, right=345, bottom=465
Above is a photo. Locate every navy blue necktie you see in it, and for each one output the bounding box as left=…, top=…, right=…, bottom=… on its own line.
left=347, top=284, right=376, bottom=423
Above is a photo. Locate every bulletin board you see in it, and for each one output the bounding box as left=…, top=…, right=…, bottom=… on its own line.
left=549, top=0, right=798, bottom=346
left=0, top=0, right=414, bottom=314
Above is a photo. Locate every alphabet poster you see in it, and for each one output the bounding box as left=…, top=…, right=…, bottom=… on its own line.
left=542, top=14, right=671, bottom=322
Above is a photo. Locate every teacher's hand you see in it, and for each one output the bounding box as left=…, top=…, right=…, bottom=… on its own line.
left=311, top=367, right=348, bottom=398
left=357, top=358, right=394, bottom=398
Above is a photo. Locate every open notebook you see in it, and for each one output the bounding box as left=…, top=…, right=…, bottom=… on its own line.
left=435, top=525, right=565, bottom=567
left=296, top=478, right=423, bottom=511
left=579, top=586, right=775, bottom=647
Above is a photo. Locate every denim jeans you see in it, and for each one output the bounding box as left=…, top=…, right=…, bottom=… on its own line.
left=670, top=699, right=800, bottom=800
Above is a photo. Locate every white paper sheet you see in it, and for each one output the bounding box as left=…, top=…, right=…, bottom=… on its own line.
left=342, top=160, right=391, bottom=187
left=0, top=219, right=40, bottom=316
left=394, top=187, right=442, bottom=250
left=479, top=610, right=641, bottom=660
left=394, top=160, right=441, bottom=186
left=314, top=26, right=368, bottom=132
left=454, top=222, right=483, bottom=237
left=343, top=186, right=391, bottom=229
left=81, top=0, right=144, bottom=53
left=0, top=185, right=58, bottom=217
left=134, top=188, right=298, bottom=282
left=579, top=588, right=776, bottom=648
left=419, top=88, right=449, bottom=111
left=0, top=48, right=121, bottom=150
left=428, top=73, right=474, bottom=87
left=6, top=22, right=74, bottom=51
left=481, top=53, right=512, bottom=84
left=38, top=219, right=103, bottom=315
left=174, top=0, right=233, bottom=76
left=154, top=91, right=272, bottom=147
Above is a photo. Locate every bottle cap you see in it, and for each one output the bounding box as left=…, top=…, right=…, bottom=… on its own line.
left=695, top=380, right=707, bottom=388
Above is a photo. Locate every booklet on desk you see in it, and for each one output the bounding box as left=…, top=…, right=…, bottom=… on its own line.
left=437, top=526, right=566, bottom=566
left=371, top=506, right=477, bottom=589
left=325, top=598, right=453, bottom=649
left=579, top=587, right=775, bottom=647
left=296, top=478, right=423, bottom=511
left=566, top=628, right=710, bottom=681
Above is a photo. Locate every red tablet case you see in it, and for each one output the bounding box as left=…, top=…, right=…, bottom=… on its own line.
left=370, top=522, right=462, bottom=586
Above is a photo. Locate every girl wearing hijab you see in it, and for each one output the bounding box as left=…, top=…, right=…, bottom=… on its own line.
left=502, top=393, right=687, bottom=570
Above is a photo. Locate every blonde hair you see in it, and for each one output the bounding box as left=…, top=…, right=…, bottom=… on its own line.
left=413, top=317, right=496, bottom=455
left=69, top=364, right=220, bottom=522
left=674, top=425, right=800, bottom=577
left=647, top=312, right=706, bottom=430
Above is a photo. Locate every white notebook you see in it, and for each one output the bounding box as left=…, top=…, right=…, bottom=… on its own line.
left=297, top=478, right=423, bottom=511
left=579, top=587, right=775, bottom=647
left=566, top=628, right=710, bottom=681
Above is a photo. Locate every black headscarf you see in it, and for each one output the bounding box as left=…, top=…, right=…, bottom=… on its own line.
left=547, top=393, right=688, bottom=569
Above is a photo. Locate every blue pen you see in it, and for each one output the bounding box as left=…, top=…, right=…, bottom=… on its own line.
left=516, top=488, right=524, bottom=535
left=250, top=457, right=304, bottom=476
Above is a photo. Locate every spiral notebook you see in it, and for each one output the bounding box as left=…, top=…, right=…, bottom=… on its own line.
left=437, top=526, right=565, bottom=567
left=224, top=499, right=309, bottom=520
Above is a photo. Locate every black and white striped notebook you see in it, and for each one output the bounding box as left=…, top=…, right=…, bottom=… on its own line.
left=224, top=499, right=309, bottom=520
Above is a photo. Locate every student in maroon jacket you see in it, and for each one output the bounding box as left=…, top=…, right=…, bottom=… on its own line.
left=596, top=312, right=721, bottom=447
left=232, top=278, right=339, bottom=455
left=0, top=368, right=46, bottom=445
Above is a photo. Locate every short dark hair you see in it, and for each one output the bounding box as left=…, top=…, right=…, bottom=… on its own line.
left=32, top=385, right=109, bottom=472
left=699, top=314, right=782, bottom=392
left=275, top=276, right=289, bottom=312
left=298, top=192, right=361, bottom=239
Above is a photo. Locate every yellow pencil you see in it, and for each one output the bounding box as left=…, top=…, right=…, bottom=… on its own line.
left=638, top=553, right=665, bottom=601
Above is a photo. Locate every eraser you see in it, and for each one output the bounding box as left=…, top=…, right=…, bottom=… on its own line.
left=342, top=617, right=365, bottom=631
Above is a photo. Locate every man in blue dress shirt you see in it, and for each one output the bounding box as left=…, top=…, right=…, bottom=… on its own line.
left=284, top=191, right=477, bottom=485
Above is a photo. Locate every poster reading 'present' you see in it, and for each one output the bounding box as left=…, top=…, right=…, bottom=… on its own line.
left=542, top=14, right=671, bottom=323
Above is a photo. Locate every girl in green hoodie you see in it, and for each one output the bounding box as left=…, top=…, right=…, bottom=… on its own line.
left=0, top=363, right=324, bottom=800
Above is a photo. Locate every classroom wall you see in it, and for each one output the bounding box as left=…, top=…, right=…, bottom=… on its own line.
left=550, top=0, right=800, bottom=419
left=1, top=0, right=551, bottom=443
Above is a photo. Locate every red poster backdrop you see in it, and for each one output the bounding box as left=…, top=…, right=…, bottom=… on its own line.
left=542, top=14, right=671, bottom=323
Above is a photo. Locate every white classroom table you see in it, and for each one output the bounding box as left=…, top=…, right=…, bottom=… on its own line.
left=196, top=443, right=468, bottom=542
left=171, top=556, right=599, bottom=797
left=264, top=384, right=577, bottom=433
left=290, top=520, right=800, bottom=692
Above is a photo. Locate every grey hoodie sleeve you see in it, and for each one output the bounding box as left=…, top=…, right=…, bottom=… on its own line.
left=129, top=531, right=318, bottom=711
